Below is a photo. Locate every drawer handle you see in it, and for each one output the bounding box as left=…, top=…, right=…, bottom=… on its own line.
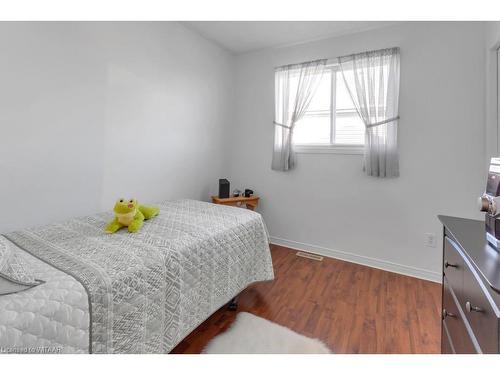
left=465, top=301, right=484, bottom=313
left=442, top=309, right=456, bottom=319
left=444, top=261, right=458, bottom=268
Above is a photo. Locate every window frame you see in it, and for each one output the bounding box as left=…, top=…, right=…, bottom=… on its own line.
left=293, top=63, right=365, bottom=155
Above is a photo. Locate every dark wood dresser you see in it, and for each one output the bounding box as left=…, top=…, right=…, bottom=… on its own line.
left=439, top=215, right=500, bottom=353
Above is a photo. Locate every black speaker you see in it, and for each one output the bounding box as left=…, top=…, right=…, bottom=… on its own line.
left=218, top=179, right=230, bottom=199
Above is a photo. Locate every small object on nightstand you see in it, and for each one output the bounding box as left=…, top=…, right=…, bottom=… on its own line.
left=244, top=189, right=254, bottom=198
left=233, top=189, right=242, bottom=197
left=218, top=179, right=230, bottom=199
left=211, top=195, right=260, bottom=211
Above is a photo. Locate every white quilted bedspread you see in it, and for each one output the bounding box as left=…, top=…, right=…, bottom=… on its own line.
left=0, top=246, right=89, bottom=353
left=0, top=199, right=274, bottom=353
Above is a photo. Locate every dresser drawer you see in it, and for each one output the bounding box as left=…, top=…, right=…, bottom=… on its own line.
left=444, top=237, right=464, bottom=300
left=441, top=322, right=456, bottom=354
left=443, top=277, right=476, bottom=353
left=462, top=258, right=499, bottom=353
left=440, top=216, right=500, bottom=354
left=441, top=324, right=454, bottom=354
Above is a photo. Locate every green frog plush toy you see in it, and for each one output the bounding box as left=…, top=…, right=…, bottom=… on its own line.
left=105, top=198, right=160, bottom=233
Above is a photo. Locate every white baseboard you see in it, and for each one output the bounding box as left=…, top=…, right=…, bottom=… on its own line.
left=270, top=236, right=442, bottom=283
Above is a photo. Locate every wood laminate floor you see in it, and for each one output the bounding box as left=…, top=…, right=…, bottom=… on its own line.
left=171, top=245, right=442, bottom=354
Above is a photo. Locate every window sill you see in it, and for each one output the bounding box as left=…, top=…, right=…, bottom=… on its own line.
left=294, top=144, right=364, bottom=155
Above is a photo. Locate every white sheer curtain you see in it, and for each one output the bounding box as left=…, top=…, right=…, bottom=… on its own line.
left=338, top=47, right=400, bottom=177
left=271, top=59, right=327, bottom=171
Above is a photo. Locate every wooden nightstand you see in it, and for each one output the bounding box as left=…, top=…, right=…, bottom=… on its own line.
left=211, top=195, right=260, bottom=210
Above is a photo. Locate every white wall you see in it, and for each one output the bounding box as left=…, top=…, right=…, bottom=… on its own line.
left=0, top=22, right=234, bottom=232
left=229, top=22, right=487, bottom=281
left=485, top=22, right=500, bottom=164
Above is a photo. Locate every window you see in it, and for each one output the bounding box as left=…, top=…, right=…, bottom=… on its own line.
left=292, top=65, right=366, bottom=153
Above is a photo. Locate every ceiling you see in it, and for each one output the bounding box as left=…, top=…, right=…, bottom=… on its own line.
left=183, top=21, right=397, bottom=54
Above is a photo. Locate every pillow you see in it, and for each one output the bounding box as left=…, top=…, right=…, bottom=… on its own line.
left=0, top=236, right=43, bottom=295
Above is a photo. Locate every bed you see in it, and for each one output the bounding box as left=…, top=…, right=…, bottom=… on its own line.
left=0, top=199, right=274, bottom=354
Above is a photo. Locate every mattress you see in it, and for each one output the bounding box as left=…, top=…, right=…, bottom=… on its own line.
left=0, top=199, right=274, bottom=353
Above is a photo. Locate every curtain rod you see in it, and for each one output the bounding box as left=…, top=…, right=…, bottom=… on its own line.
left=275, top=46, right=399, bottom=71
left=337, top=46, right=399, bottom=60
left=275, top=58, right=327, bottom=71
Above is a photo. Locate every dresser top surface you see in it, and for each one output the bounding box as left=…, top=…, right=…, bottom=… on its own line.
left=439, top=215, right=500, bottom=294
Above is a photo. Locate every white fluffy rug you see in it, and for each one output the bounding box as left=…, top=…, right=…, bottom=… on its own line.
left=203, top=312, right=331, bottom=354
